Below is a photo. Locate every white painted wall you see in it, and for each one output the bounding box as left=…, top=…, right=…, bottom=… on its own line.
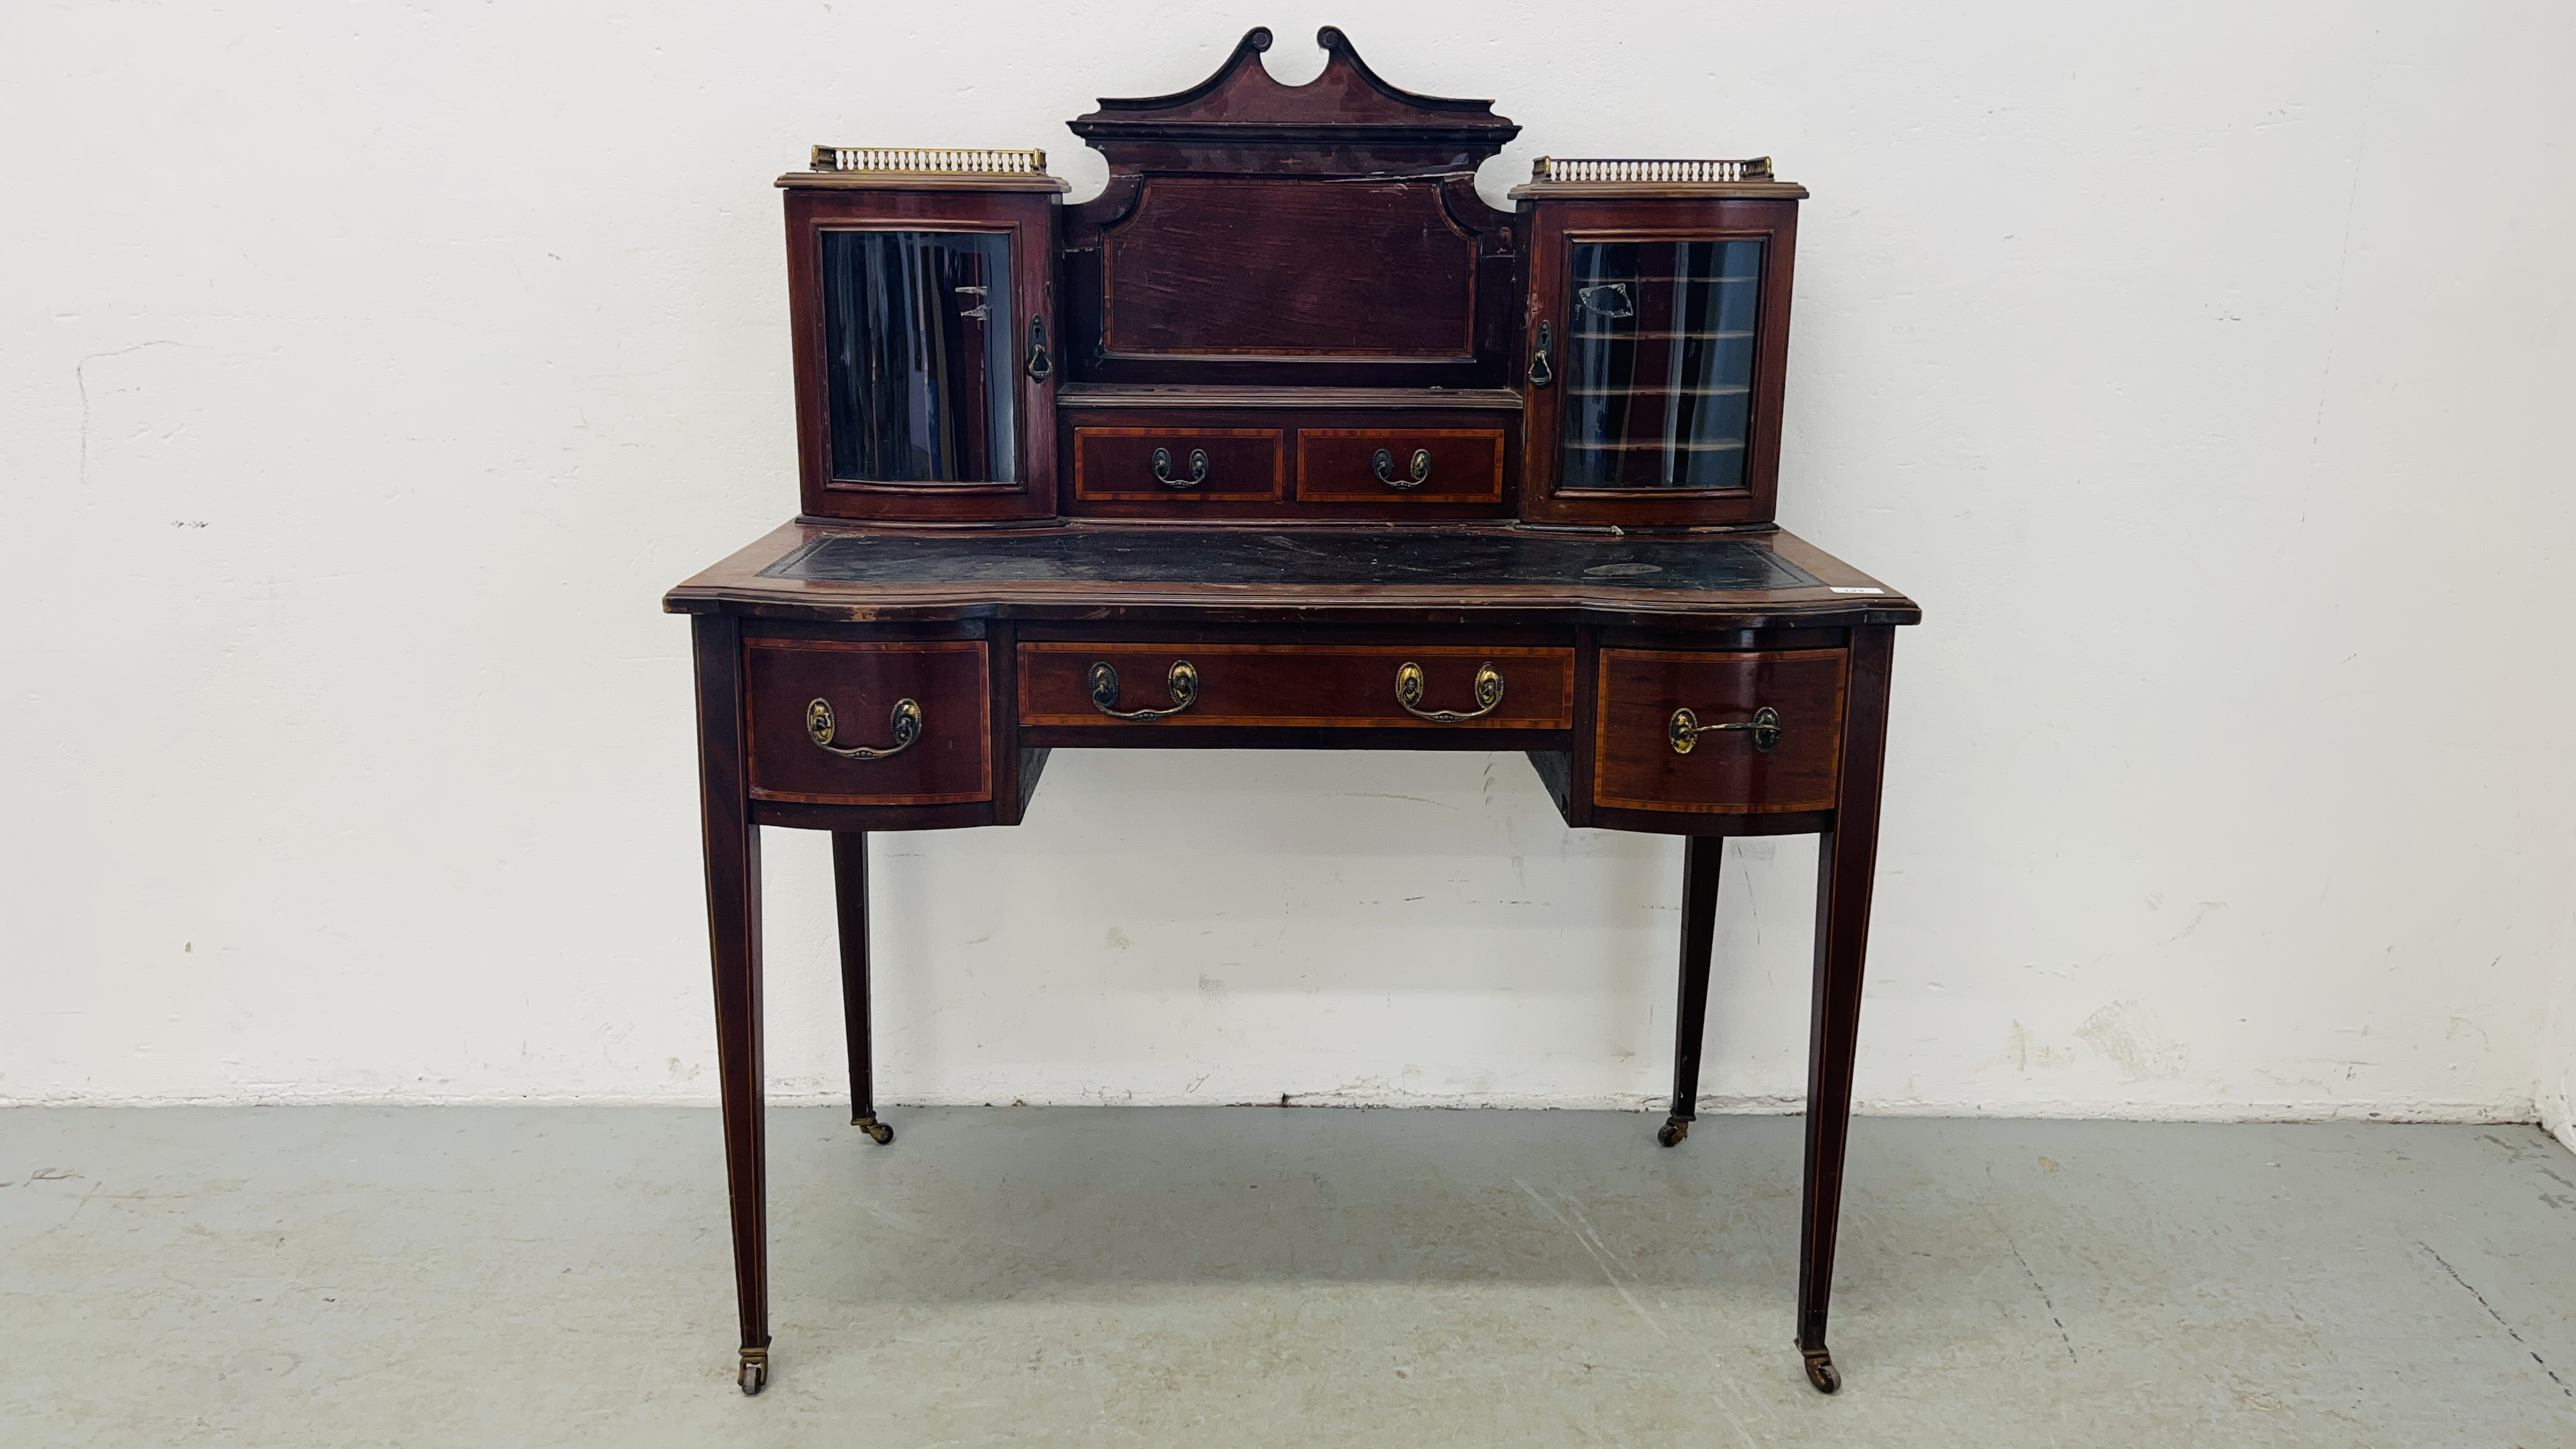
left=4, top=1, right=2573, bottom=1123
left=2546, top=921, right=2576, bottom=1153
left=2547, top=1022, right=2575, bottom=1153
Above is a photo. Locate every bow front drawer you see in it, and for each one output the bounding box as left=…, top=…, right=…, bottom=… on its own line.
left=1018, top=643, right=1573, bottom=729
left=746, top=640, right=992, bottom=805
left=1594, top=648, right=1846, bottom=813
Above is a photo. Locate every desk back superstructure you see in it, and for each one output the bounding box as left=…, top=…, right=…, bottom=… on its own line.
left=666, top=27, right=1920, bottom=1397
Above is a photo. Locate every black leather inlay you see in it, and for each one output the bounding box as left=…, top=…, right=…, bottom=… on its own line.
left=763, top=529, right=1819, bottom=593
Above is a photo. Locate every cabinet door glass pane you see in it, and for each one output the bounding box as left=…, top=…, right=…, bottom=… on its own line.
left=1560, top=238, right=1761, bottom=490
left=822, top=229, right=1016, bottom=483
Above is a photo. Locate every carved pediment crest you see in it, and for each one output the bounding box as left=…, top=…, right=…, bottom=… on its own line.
left=1070, top=27, right=1519, bottom=174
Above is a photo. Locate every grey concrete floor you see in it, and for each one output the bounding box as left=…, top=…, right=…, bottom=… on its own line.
left=3, top=1109, right=2573, bottom=1447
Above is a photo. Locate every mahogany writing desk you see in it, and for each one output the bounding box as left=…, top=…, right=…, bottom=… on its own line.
left=666, top=28, right=1920, bottom=1397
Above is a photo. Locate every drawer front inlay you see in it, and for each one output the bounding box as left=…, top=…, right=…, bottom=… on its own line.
left=1295, top=427, right=1508, bottom=502
left=1018, top=643, right=1574, bottom=729
left=746, top=640, right=992, bottom=805
left=1593, top=648, right=1846, bottom=813
left=1071, top=427, right=1285, bottom=502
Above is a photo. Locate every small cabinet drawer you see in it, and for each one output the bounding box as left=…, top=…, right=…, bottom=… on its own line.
left=1070, top=427, right=1285, bottom=502
left=1018, top=643, right=1574, bottom=730
left=1296, top=427, right=1507, bottom=503
left=746, top=640, right=992, bottom=806
left=1593, top=648, right=1846, bottom=813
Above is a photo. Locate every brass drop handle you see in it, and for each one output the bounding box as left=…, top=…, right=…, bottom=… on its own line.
left=1152, top=447, right=1209, bottom=489
left=1089, top=659, right=1199, bottom=721
left=1373, top=447, right=1432, bottom=490
left=1669, top=705, right=1781, bottom=754
left=1395, top=661, right=1504, bottom=722
left=1025, top=317, right=1053, bottom=381
left=1528, top=319, right=1554, bottom=387
left=806, top=696, right=922, bottom=760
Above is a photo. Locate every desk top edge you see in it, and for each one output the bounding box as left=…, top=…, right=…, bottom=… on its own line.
left=663, top=521, right=1920, bottom=628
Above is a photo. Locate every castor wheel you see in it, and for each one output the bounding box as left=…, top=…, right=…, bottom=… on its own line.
left=1801, top=1346, right=1841, bottom=1394
left=854, top=1114, right=894, bottom=1145
left=738, top=1347, right=769, bottom=1396
left=1655, top=1115, right=1691, bottom=1147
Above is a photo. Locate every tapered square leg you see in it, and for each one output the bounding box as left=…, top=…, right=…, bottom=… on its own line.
left=1795, top=624, right=1896, bottom=1394
left=693, top=616, right=771, bottom=1394
left=832, top=831, right=893, bottom=1144
left=1658, top=836, right=1722, bottom=1147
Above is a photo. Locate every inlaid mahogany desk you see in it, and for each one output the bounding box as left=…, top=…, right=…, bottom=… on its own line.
left=666, top=27, right=1920, bottom=1398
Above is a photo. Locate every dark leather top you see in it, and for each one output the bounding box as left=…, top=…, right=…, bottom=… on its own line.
left=765, top=528, right=1819, bottom=592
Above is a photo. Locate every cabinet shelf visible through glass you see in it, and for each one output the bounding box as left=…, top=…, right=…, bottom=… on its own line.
left=1567, top=440, right=1746, bottom=452
left=1570, top=330, right=1754, bottom=341
left=1558, top=236, right=1765, bottom=491
left=1567, top=385, right=1749, bottom=397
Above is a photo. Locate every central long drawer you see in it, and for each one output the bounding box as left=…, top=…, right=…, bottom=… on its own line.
left=1018, top=643, right=1574, bottom=730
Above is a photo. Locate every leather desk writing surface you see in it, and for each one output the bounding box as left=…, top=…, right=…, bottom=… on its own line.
left=666, top=523, right=1917, bottom=627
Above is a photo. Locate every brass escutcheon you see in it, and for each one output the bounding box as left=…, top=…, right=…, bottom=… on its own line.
left=1669, top=705, right=1780, bottom=755
left=1025, top=316, right=1053, bottom=381
left=1089, top=659, right=1199, bottom=721
left=1151, top=447, right=1210, bottom=489
left=806, top=696, right=922, bottom=760
left=1372, top=447, right=1432, bottom=489
left=1395, top=660, right=1505, bottom=722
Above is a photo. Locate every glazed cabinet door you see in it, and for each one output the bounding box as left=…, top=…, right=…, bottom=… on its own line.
left=1519, top=198, right=1797, bottom=527
left=786, top=186, right=1061, bottom=522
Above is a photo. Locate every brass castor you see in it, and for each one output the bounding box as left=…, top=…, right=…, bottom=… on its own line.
left=1655, top=1115, right=1691, bottom=1147
left=738, top=1347, right=769, bottom=1396
left=855, top=1114, right=894, bottom=1145
left=1801, top=1346, right=1840, bottom=1394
